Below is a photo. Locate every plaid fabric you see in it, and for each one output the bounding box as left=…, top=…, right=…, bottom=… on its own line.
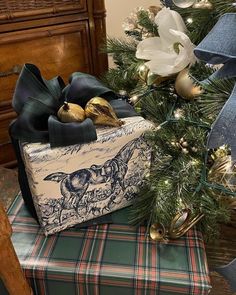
left=5, top=194, right=211, bottom=295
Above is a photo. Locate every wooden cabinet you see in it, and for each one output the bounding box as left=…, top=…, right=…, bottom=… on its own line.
left=0, top=0, right=108, bottom=167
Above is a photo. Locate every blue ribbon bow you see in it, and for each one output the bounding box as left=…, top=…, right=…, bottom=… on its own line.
left=194, top=13, right=236, bottom=160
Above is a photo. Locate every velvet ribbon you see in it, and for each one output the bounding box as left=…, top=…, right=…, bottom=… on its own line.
left=194, top=13, right=236, bottom=160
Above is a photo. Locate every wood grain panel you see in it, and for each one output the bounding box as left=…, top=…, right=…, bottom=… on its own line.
left=0, top=111, right=16, bottom=143
left=0, top=142, right=15, bottom=166
left=0, top=21, right=93, bottom=105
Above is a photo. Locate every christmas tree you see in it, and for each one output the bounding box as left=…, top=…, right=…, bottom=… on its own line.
left=103, top=0, right=236, bottom=241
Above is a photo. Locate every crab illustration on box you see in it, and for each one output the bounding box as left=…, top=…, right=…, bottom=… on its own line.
left=21, top=117, right=153, bottom=235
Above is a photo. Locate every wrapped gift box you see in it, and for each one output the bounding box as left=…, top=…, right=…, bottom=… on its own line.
left=2, top=194, right=211, bottom=295
left=20, top=116, right=152, bottom=235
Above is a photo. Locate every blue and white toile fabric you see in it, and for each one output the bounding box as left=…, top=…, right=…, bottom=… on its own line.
left=20, top=116, right=153, bottom=235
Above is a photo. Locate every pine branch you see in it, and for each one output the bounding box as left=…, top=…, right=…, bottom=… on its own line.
left=137, top=10, right=159, bottom=36
left=101, top=68, right=139, bottom=93
left=197, top=78, right=235, bottom=120
left=213, top=0, right=236, bottom=17
left=105, top=37, right=137, bottom=55
left=176, top=0, right=236, bottom=44
left=189, top=61, right=215, bottom=81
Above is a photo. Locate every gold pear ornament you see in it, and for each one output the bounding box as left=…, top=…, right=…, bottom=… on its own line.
left=85, top=97, right=124, bottom=127
left=57, top=101, right=85, bottom=123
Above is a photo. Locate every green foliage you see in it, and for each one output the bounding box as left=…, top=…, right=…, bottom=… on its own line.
left=198, top=78, right=235, bottom=120
left=103, top=1, right=235, bottom=241
left=101, top=67, right=140, bottom=94
left=136, top=10, right=159, bottom=36
left=189, top=61, right=215, bottom=81
left=176, top=0, right=236, bottom=44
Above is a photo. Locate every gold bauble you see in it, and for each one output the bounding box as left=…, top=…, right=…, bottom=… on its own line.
left=85, top=97, right=124, bottom=127
left=149, top=223, right=166, bottom=241
left=137, top=64, right=149, bottom=83
left=175, top=68, right=202, bottom=100
left=57, top=101, right=85, bottom=123
left=193, top=0, right=213, bottom=9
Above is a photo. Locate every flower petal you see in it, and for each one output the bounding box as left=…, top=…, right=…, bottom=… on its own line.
left=155, top=7, right=187, bottom=43
left=136, top=37, right=163, bottom=60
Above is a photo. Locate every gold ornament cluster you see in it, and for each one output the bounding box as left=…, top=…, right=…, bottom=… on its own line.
left=57, top=97, right=123, bottom=127
left=171, top=137, right=198, bottom=154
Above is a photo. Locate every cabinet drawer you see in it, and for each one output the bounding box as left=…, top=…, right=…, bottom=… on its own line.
left=0, top=20, right=93, bottom=105
left=0, top=0, right=87, bottom=22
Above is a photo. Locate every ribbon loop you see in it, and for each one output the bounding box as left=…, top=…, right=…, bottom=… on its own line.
left=194, top=13, right=236, bottom=65
left=10, top=63, right=137, bottom=148
left=194, top=13, right=236, bottom=160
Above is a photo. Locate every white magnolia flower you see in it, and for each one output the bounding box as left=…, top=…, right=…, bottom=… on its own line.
left=136, top=7, right=196, bottom=77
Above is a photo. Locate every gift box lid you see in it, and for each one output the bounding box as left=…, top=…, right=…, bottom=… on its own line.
left=7, top=194, right=211, bottom=295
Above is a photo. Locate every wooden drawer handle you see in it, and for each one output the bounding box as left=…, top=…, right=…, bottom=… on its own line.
left=0, top=65, right=22, bottom=77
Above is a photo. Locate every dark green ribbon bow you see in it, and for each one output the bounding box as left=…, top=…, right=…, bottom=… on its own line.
left=10, top=63, right=137, bottom=147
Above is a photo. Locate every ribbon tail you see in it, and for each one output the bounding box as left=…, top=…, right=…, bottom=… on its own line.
left=48, top=116, right=97, bottom=148
left=207, top=84, right=236, bottom=160
left=215, top=258, right=236, bottom=292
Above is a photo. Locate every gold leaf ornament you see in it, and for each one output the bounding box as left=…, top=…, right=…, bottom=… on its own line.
left=57, top=101, right=85, bottom=123
left=149, top=209, right=204, bottom=241
left=208, top=155, right=236, bottom=209
left=85, top=97, right=124, bottom=127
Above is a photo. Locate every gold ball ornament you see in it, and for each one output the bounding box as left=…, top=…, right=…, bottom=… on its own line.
left=129, top=95, right=139, bottom=105
left=85, top=97, right=124, bottom=127
left=175, top=68, right=202, bottom=100
left=191, top=147, right=198, bottom=152
left=137, top=64, right=149, bottom=83
left=182, top=141, right=188, bottom=148
left=193, top=0, right=213, bottom=9
left=57, top=101, right=85, bottom=123
left=150, top=223, right=166, bottom=241
left=182, top=148, right=189, bottom=154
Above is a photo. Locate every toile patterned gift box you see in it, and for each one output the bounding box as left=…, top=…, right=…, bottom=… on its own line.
left=19, top=116, right=153, bottom=235
left=1, top=194, right=211, bottom=295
